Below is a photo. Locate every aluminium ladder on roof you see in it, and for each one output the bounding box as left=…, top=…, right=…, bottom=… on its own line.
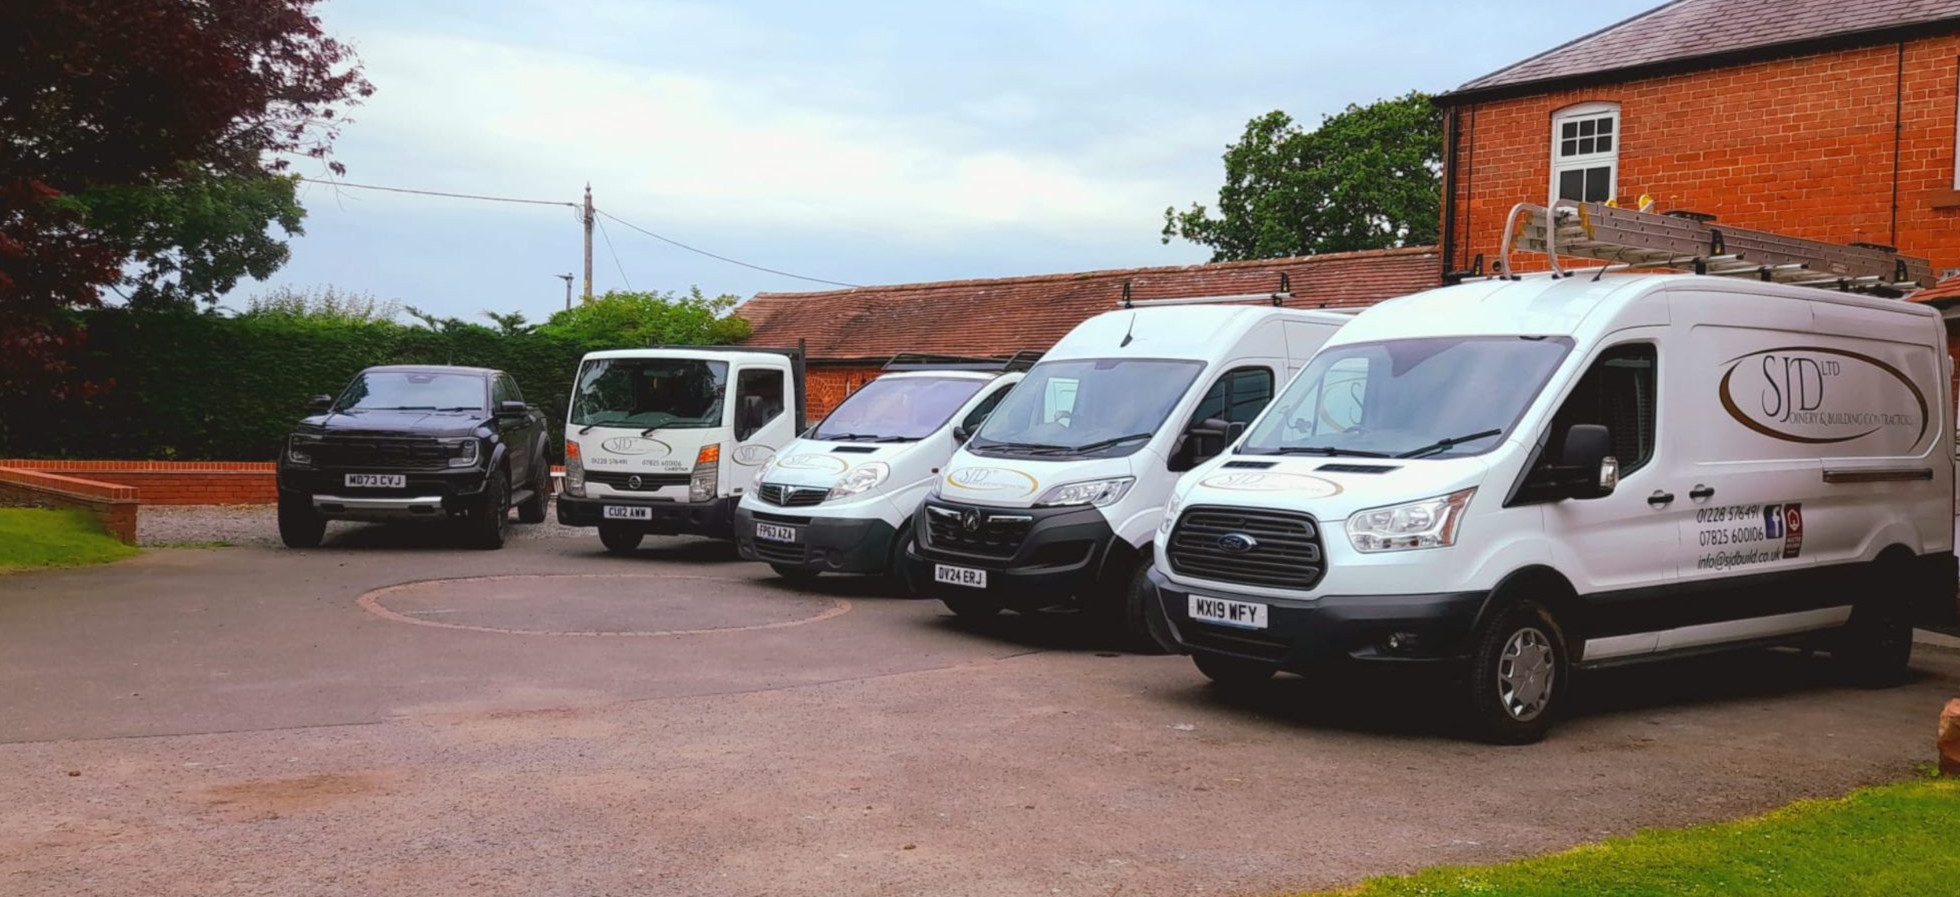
left=1490, top=199, right=1936, bottom=295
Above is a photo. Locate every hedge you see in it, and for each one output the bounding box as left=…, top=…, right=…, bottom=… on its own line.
left=0, top=308, right=625, bottom=462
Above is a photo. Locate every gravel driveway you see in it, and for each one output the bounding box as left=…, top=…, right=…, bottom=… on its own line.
left=138, top=501, right=588, bottom=548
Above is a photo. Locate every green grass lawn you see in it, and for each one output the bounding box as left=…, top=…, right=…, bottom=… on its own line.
left=1317, top=776, right=1957, bottom=897
left=0, top=508, right=140, bottom=572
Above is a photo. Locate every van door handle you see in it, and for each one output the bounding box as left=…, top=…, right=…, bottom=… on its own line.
left=1647, top=490, right=1675, bottom=507
left=1689, top=484, right=1715, bottom=501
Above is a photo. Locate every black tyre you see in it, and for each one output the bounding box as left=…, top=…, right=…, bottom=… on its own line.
left=276, top=492, right=325, bottom=548
left=467, top=471, right=512, bottom=550
left=1461, top=599, right=1567, bottom=745
left=941, top=594, right=1001, bottom=619
left=770, top=563, right=822, bottom=583
left=882, top=522, right=921, bottom=597
left=1192, top=652, right=1276, bottom=687
left=1836, top=588, right=1914, bottom=688
left=598, top=523, right=643, bottom=555
left=1112, top=560, right=1175, bottom=654
left=516, top=457, right=549, bottom=524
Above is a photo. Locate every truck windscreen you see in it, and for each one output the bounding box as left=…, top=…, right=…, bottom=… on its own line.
left=813, top=377, right=987, bottom=442
left=1240, top=336, right=1571, bottom=459
left=335, top=371, right=486, bottom=412
left=571, top=358, right=728, bottom=430
left=969, top=358, right=1203, bottom=458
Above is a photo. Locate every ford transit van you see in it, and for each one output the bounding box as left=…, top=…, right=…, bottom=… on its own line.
left=735, top=353, right=1031, bottom=586
left=1152, top=273, right=1956, bottom=742
left=912, top=302, right=1350, bottom=647
left=558, top=346, right=804, bottom=552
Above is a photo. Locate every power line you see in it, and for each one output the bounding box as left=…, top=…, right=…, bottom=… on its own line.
left=593, top=213, right=632, bottom=291
left=596, top=208, right=861, bottom=288
left=296, top=177, right=578, bottom=209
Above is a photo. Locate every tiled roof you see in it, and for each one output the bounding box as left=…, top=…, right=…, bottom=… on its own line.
left=1910, top=274, right=1960, bottom=304
left=736, top=247, right=1441, bottom=360
left=1449, top=0, right=1960, bottom=97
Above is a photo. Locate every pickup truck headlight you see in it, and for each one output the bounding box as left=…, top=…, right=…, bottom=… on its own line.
left=1034, top=477, right=1134, bottom=508
left=564, top=440, right=585, bottom=497
left=445, top=438, right=481, bottom=468
left=689, top=444, right=720, bottom=502
left=287, top=435, right=319, bottom=465
left=1346, top=488, right=1476, bottom=553
left=827, top=462, right=889, bottom=501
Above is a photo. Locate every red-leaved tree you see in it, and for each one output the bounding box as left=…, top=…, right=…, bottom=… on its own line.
left=0, top=0, right=372, bottom=392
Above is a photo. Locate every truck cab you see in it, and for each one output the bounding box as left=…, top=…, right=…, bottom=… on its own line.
left=557, top=346, right=804, bottom=552
left=734, top=353, right=1034, bottom=586
left=910, top=302, right=1350, bottom=648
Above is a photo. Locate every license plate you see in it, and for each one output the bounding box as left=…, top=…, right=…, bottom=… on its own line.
left=603, top=505, right=652, bottom=520
left=1189, top=594, right=1268, bottom=630
left=755, top=523, right=797, bottom=543
left=935, top=564, right=988, bottom=589
left=344, top=473, right=405, bottom=488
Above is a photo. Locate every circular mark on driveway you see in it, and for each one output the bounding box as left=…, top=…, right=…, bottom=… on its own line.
left=358, top=573, right=850, bottom=637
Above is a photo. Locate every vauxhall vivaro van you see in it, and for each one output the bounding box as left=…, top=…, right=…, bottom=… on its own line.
left=1153, top=272, right=1956, bottom=742
left=911, top=301, right=1350, bottom=648
left=734, top=353, right=1031, bottom=587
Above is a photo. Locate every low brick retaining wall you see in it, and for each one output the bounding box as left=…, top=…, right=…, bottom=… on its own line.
left=0, top=468, right=140, bottom=543
left=0, top=460, right=276, bottom=505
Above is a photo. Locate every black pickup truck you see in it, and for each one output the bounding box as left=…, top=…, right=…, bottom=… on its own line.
left=276, top=365, right=553, bottom=549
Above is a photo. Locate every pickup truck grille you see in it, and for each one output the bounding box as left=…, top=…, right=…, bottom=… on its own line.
left=309, top=437, right=452, bottom=471
left=922, top=502, right=1031, bottom=558
left=586, top=471, right=690, bottom=491
left=756, top=482, right=827, bottom=507
left=1168, top=506, right=1325, bottom=590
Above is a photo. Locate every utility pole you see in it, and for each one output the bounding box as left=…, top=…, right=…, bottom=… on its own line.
left=555, top=273, right=574, bottom=311
left=581, top=184, right=595, bottom=303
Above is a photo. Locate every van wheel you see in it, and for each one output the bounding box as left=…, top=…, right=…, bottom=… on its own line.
left=771, top=563, right=821, bottom=583
left=882, top=523, right=921, bottom=597
left=1114, top=561, right=1175, bottom=654
left=598, top=524, right=642, bottom=555
left=1461, top=599, right=1567, bottom=745
left=1835, top=592, right=1913, bottom=688
left=1192, top=653, right=1275, bottom=688
left=467, top=471, right=512, bottom=550
left=277, top=493, right=325, bottom=548
left=941, top=595, right=1000, bottom=619
left=517, top=459, right=549, bottom=524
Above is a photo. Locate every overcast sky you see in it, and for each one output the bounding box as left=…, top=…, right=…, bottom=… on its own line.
left=249, top=0, right=1656, bottom=321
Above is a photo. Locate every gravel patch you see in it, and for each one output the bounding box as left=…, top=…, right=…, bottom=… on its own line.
left=139, top=499, right=587, bottom=548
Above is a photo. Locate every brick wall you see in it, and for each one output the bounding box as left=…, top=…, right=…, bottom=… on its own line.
left=805, top=365, right=885, bottom=421
left=0, top=468, right=139, bottom=543
left=0, top=460, right=276, bottom=505
left=1443, top=35, right=1960, bottom=276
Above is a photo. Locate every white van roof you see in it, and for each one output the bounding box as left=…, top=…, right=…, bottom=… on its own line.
left=1331, top=273, right=1942, bottom=348
left=1045, top=305, right=1351, bottom=362
left=579, top=347, right=793, bottom=366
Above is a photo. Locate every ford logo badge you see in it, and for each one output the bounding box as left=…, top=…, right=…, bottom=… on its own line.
left=1216, top=533, right=1258, bottom=553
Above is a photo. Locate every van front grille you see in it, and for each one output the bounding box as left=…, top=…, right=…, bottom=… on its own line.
left=1168, top=506, right=1326, bottom=590
left=922, top=503, right=1031, bottom=558
left=586, top=471, right=690, bottom=491
left=757, top=482, right=827, bottom=507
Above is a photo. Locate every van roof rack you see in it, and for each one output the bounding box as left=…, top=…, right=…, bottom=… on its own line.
left=883, top=350, right=1042, bottom=373
left=1118, top=273, right=1293, bottom=308
left=1485, top=199, right=1935, bottom=296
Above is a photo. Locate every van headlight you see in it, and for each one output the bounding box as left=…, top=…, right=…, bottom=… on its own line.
left=752, top=455, right=779, bottom=489
left=827, top=462, right=889, bottom=500
left=564, top=440, right=585, bottom=497
left=1346, top=488, right=1476, bottom=552
left=445, top=438, right=481, bottom=468
left=1159, top=490, right=1185, bottom=534
left=690, top=445, right=720, bottom=502
left=1035, top=477, right=1134, bottom=508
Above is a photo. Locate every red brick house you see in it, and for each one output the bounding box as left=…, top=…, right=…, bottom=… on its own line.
left=737, top=247, right=1440, bottom=417
left=1435, top=0, right=1960, bottom=282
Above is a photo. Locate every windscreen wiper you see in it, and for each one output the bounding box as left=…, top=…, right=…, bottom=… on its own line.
left=978, top=440, right=1074, bottom=454
left=820, top=432, right=879, bottom=441
left=1064, top=432, right=1155, bottom=454
left=1261, top=445, right=1393, bottom=458
left=1396, top=429, right=1504, bottom=459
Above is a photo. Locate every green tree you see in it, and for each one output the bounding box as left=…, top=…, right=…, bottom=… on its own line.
left=1163, top=92, right=1442, bottom=261
left=52, top=171, right=308, bottom=308
left=538, top=288, right=751, bottom=350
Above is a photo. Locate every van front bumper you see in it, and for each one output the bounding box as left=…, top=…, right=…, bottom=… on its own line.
left=1152, top=567, right=1488, bottom=670
left=556, top=492, right=737, bottom=538
left=908, top=501, right=1117, bottom=610
left=734, top=506, right=898, bottom=573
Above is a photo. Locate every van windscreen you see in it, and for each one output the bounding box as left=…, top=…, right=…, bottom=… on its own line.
left=813, top=377, right=987, bottom=442
left=570, top=358, right=728, bottom=430
left=968, top=358, right=1203, bottom=458
left=1240, top=337, right=1571, bottom=459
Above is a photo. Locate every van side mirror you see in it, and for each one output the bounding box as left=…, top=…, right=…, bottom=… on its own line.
left=1175, top=417, right=1234, bottom=471
left=1559, top=424, right=1617, bottom=500
left=497, top=400, right=529, bottom=418
left=308, top=394, right=333, bottom=413
left=952, top=424, right=973, bottom=444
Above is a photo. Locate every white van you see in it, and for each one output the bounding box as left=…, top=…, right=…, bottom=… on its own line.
left=1152, top=273, right=1957, bottom=742
left=910, top=302, right=1351, bottom=647
left=734, top=353, right=1033, bottom=585
left=558, top=346, right=803, bottom=552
